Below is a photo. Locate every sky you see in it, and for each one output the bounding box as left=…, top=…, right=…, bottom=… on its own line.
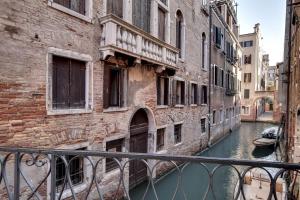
left=236, top=0, right=286, bottom=66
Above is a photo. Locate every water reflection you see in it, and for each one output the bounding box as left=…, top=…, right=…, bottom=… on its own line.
left=130, top=122, right=282, bottom=200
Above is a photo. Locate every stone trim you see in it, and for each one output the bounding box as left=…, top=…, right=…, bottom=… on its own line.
left=47, top=0, right=93, bottom=23
left=46, top=48, right=93, bottom=116
left=46, top=142, right=91, bottom=199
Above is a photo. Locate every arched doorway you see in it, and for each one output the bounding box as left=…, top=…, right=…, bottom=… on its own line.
left=129, top=108, right=149, bottom=188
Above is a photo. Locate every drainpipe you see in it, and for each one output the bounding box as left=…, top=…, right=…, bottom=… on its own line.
left=208, top=5, right=213, bottom=146
left=286, top=0, right=292, bottom=162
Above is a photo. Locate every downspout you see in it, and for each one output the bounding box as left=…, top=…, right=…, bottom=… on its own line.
left=286, top=0, right=292, bottom=162
left=208, top=5, right=213, bottom=146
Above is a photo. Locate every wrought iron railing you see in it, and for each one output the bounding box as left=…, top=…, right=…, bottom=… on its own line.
left=0, top=147, right=299, bottom=200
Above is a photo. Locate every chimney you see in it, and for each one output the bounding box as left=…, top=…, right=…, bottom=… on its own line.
left=254, top=23, right=260, bottom=33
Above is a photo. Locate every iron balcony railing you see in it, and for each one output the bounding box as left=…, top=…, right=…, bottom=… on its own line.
left=0, top=147, right=299, bottom=200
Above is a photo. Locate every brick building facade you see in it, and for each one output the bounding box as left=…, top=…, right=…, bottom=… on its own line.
left=0, top=0, right=240, bottom=198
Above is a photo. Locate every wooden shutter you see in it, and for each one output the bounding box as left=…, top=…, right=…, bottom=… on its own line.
left=157, top=76, right=161, bottom=105
left=158, top=7, right=165, bottom=41
left=176, top=16, right=181, bottom=50
left=107, top=0, right=123, bottom=18
left=52, top=56, right=70, bottom=109
left=187, top=82, right=191, bottom=105
left=70, top=59, right=86, bottom=108
left=172, top=79, right=177, bottom=106
left=120, top=69, right=125, bottom=107
left=197, top=84, right=201, bottom=105
left=183, top=81, right=186, bottom=105
left=54, top=0, right=70, bottom=8
left=133, top=0, right=150, bottom=32
left=133, top=0, right=141, bottom=29
left=103, top=65, right=111, bottom=109
left=78, top=0, right=85, bottom=15
left=164, top=78, right=169, bottom=105
left=249, top=55, right=252, bottom=64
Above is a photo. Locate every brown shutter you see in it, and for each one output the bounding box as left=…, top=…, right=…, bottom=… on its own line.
left=54, top=0, right=70, bottom=8
left=107, top=0, right=123, bottom=18
left=103, top=64, right=111, bottom=109
left=172, top=79, right=177, bottom=106
left=187, top=82, right=191, bottom=105
left=158, top=7, right=165, bottom=41
left=183, top=81, right=187, bottom=105
left=164, top=77, right=169, bottom=105
left=52, top=56, right=70, bottom=109
left=157, top=76, right=161, bottom=105
left=78, top=0, right=85, bottom=15
left=70, top=59, right=86, bottom=108
left=120, top=69, right=125, bottom=107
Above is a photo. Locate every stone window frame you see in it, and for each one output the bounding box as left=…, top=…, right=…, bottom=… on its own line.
left=156, top=125, right=167, bottom=153
left=175, top=9, right=186, bottom=61
left=200, top=117, right=207, bottom=134
left=103, top=135, right=126, bottom=175
left=46, top=47, right=93, bottom=116
left=46, top=142, right=92, bottom=199
left=156, top=0, right=170, bottom=43
left=47, top=0, right=93, bottom=23
left=174, top=121, right=183, bottom=146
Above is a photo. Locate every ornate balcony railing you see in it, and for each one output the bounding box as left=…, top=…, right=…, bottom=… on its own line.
left=99, top=15, right=179, bottom=70
left=0, top=147, right=299, bottom=200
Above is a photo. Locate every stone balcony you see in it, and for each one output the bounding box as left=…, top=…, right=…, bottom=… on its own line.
left=99, top=15, right=179, bottom=70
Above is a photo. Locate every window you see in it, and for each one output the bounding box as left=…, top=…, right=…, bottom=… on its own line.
left=53, top=0, right=86, bottom=15
left=106, top=139, right=123, bottom=173
left=174, top=80, right=185, bottom=105
left=244, top=73, right=252, bottom=83
left=201, top=85, right=208, bottom=104
left=242, top=106, right=250, bottom=114
left=202, top=33, right=208, bottom=69
left=160, top=0, right=167, bottom=5
left=201, top=118, right=206, bottom=133
left=103, top=65, right=125, bottom=109
left=156, top=128, right=165, bottom=151
left=244, top=55, right=252, bottom=64
left=214, top=66, right=218, bottom=86
left=56, top=148, right=85, bottom=192
left=213, top=25, right=222, bottom=48
left=158, top=7, right=166, bottom=41
left=133, top=0, right=151, bottom=33
left=244, top=89, right=250, bottom=99
left=244, top=40, right=253, bottom=47
left=221, top=69, right=224, bottom=87
left=174, top=124, right=182, bottom=144
left=226, top=108, right=229, bottom=119
left=52, top=55, right=86, bottom=109
left=157, top=76, right=169, bottom=106
left=176, top=10, right=184, bottom=58
left=212, top=110, right=216, bottom=124
left=220, top=109, right=224, bottom=122
left=107, top=0, right=123, bottom=18
left=191, top=83, right=198, bottom=105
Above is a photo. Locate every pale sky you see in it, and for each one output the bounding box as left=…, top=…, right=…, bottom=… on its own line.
left=236, top=0, right=286, bottom=66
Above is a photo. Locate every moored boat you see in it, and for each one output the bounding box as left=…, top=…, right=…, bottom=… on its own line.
left=253, top=137, right=277, bottom=148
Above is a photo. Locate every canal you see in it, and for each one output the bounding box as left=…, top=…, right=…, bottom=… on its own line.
left=130, top=122, right=284, bottom=200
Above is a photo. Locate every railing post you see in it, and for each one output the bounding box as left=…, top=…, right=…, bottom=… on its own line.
left=13, top=152, right=20, bottom=200
left=50, top=155, right=56, bottom=200
left=136, top=35, right=142, bottom=55
left=162, top=47, right=166, bottom=64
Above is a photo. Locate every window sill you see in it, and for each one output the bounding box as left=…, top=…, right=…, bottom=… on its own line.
left=174, top=142, right=183, bottom=147
left=156, top=149, right=167, bottom=154
left=103, top=107, right=129, bottom=113
left=47, top=109, right=92, bottom=116
left=59, top=182, right=87, bottom=199
left=190, top=104, right=198, bottom=107
left=174, top=105, right=185, bottom=108
left=48, top=1, right=92, bottom=23
left=156, top=105, right=169, bottom=109
left=201, top=104, right=208, bottom=107
left=104, top=168, right=121, bottom=181
left=178, top=58, right=185, bottom=63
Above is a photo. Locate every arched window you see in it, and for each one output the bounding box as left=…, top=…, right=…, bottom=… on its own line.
left=176, top=10, right=184, bottom=59
left=202, top=32, right=207, bottom=69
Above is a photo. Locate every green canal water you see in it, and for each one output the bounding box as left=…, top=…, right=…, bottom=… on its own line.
left=130, top=122, right=284, bottom=200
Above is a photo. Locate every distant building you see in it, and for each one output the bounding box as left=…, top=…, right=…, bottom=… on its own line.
left=239, top=24, right=280, bottom=122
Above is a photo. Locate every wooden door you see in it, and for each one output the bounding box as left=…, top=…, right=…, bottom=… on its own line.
left=129, top=109, right=149, bottom=189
